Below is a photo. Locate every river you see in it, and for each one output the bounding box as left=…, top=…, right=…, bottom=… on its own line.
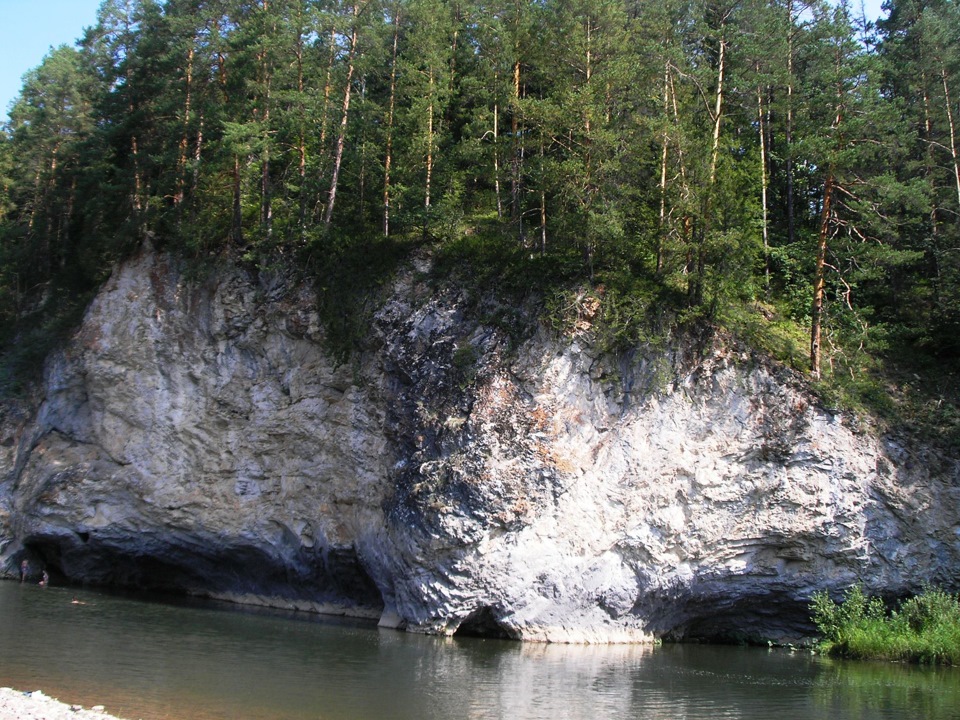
left=1, top=581, right=958, bottom=719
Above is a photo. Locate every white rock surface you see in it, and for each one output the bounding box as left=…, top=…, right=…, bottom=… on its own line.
left=0, top=688, right=126, bottom=720
left=1, top=248, right=958, bottom=643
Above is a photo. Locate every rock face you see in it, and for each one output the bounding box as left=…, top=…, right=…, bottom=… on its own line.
left=1, top=247, right=959, bottom=643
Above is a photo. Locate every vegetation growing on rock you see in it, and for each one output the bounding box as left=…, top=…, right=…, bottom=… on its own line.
left=0, top=0, right=959, bottom=442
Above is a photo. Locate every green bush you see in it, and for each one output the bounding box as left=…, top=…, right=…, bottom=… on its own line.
left=811, top=586, right=960, bottom=665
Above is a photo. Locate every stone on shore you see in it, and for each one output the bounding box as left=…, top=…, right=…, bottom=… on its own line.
left=0, top=688, right=128, bottom=720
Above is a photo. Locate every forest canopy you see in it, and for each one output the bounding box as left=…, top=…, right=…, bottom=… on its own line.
left=1, top=0, right=959, bottom=410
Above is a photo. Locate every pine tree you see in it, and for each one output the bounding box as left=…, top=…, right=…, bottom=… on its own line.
left=5, top=45, right=98, bottom=285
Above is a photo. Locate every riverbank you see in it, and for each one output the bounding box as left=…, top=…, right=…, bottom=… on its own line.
left=811, top=586, right=960, bottom=665
left=0, top=688, right=129, bottom=720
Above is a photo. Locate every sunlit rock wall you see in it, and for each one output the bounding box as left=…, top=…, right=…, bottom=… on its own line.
left=1, top=247, right=958, bottom=643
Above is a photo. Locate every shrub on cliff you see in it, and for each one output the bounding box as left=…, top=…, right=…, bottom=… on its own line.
left=811, top=586, right=960, bottom=665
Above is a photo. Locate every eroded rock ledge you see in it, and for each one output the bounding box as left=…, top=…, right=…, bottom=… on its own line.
left=1, top=247, right=958, bottom=643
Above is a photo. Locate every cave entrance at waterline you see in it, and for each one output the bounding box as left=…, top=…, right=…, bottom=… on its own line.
left=453, top=606, right=515, bottom=639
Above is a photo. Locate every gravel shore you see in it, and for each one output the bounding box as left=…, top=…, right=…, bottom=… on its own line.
left=0, top=688, right=129, bottom=720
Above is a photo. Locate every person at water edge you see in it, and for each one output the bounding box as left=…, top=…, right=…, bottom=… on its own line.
left=19, top=559, right=28, bottom=583
left=39, top=570, right=49, bottom=587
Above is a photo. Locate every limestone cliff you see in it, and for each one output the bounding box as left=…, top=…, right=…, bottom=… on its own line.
left=1, top=247, right=958, bottom=643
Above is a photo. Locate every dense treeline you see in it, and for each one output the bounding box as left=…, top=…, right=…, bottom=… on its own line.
left=1, top=0, right=960, bottom=390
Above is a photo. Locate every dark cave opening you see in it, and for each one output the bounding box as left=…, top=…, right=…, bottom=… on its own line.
left=20, top=534, right=386, bottom=616
left=666, top=593, right=818, bottom=644
left=454, top=606, right=515, bottom=640
left=22, top=535, right=195, bottom=593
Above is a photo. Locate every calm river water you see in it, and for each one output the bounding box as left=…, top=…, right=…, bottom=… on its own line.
left=1, top=581, right=959, bottom=720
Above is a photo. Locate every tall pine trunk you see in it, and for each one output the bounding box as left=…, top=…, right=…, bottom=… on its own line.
left=383, top=6, right=400, bottom=236
left=810, top=44, right=845, bottom=379
left=493, top=97, right=503, bottom=220
left=260, top=43, right=273, bottom=237
left=175, top=45, right=194, bottom=213
left=295, top=8, right=307, bottom=240
left=786, top=0, right=797, bottom=246
left=232, top=156, right=243, bottom=245
left=657, top=62, right=670, bottom=274
left=425, top=69, right=435, bottom=214
left=324, top=3, right=361, bottom=228
left=757, top=74, right=771, bottom=298
left=940, top=64, right=960, bottom=210
left=510, top=57, right=522, bottom=225
left=689, top=15, right=727, bottom=307
left=810, top=172, right=834, bottom=379
left=314, top=24, right=339, bottom=219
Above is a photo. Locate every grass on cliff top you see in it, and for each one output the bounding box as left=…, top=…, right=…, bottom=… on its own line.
left=811, top=586, right=960, bottom=666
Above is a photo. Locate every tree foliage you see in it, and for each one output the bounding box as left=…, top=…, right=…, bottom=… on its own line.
left=1, top=0, right=959, bottom=394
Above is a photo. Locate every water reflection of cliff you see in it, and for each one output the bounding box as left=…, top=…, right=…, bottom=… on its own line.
left=375, top=635, right=960, bottom=720
left=374, top=633, right=656, bottom=720
left=3, top=583, right=959, bottom=720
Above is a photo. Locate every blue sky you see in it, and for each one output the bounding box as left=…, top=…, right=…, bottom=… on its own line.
left=1, top=0, right=887, bottom=125
left=1, top=0, right=103, bottom=122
